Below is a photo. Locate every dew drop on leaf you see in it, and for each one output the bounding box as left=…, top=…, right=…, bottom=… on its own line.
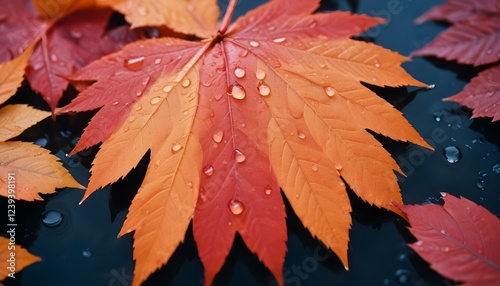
left=42, top=210, right=63, bottom=227
left=137, top=7, right=147, bottom=16
left=50, top=54, right=58, bottom=62
left=335, top=163, right=342, bottom=171
left=150, top=97, right=161, bottom=105
left=203, top=165, right=214, bottom=176
left=33, top=63, right=43, bottom=71
left=234, top=67, right=246, bottom=78
left=228, top=199, right=244, bottom=215
left=228, top=83, right=246, bottom=100
left=112, top=101, right=119, bottom=105
left=162, top=85, right=173, bottom=93
left=249, top=40, right=260, bottom=47
left=181, top=78, right=191, bottom=87
left=212, top=130, right=224, bottom=143
left=298, top=132, right=306, bottom=139
left=443, top=146, right=461, bottom=163
left=258, top=82, right=271, bottom=96
left=154, top=58, right=161, bottom=65
left=135, top=104, right=143, bottom=111
left=256, top=69, right=266, bottom=80
left=142, top=76, right=150, bottom=86
left=124, top=56, right=145, bottom=70
left=71, top=30, right=82, bottom=38
left=128, top=116, right=135, bottom=122
left=273, top=37, right=286, bottom=43
left=264, top=185, right=272, bottom=195
left=234, top=149, right=246, bottom=163
left=172, top=142, right=182, bottom=152
left=324, top=86, right=336, bottom=97
left=312, top=164, right=319, bottom=171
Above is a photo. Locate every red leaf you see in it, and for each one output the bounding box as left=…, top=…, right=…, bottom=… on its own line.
left=398, top=193, right=500, bottom=285
left=0, top=0, right=140, bottom=111
left=414, top=0, right=500, bottom=24
left=412, top=13, right=499, bottom=66
left=444, top=66, right=500, bottom=121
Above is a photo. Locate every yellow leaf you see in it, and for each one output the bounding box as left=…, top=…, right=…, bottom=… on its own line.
left=0, top=237, right=41, bottom=281
left=0, top=142, right=84, bottom=201
left=0, top=105, right=50, bottom=142
left=0, top=46, right=34, bottom=105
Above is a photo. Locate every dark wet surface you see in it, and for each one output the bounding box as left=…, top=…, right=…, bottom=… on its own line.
left=2, top=0, right=499, bottom=285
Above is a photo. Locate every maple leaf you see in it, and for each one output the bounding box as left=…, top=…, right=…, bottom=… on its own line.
left=398, top=193, right=500, bottom=286
left=97, top=0, right=219, bottom=37
left=0, top=44, right=34, bottom=104
left=60, top=0, right=430, bottom=285
left=0, top=0, right=139, bottom=112
left=413, top=0, right=500, bottom=122
left=0, top=237, right=41, bottom=281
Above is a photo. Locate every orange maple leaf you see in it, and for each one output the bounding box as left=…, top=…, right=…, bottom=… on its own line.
left=0, top=237, right=41, bottom=281
left=60, top=0, right=431, bottom=285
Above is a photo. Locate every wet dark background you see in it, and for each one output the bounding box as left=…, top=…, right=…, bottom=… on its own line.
left=2, top=0, right=499, bottom=285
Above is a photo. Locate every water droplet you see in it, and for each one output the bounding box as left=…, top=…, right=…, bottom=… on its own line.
left=33, top=63, right=43, bottom=71
left=395, top=269, right=411, bottom=285
left=439, top=229, right=446, bottom=234
left=486, top=49, right=492, bottom=55
left=228, top=199, right=244, bottom=215
left=257, top=82, right=271, bottom=96
left=256, top=69, right=266, bottom=80
left=375, top=63, right=380, bottom=68
left=264, top=185, right=272, bottom=195
left=490, top=163, right=500, bottom=174
left=324, top=86, right=336, bottom=97
left=172, top=142, right=182, bottom=152
left=34, top=137, right=49, bottom=147
left=239, top=49, right=249, bottom=57
left=298, top=132, right=306, bottom=139
left=50, top=54, right=58, bottom=62
left=124, top=56, right=145, bottom=70
left=212, top=130, right=223, bottom=143
left=443, top=146, right=461, bottom=164
left=203, top=165, right=214, bottom=176
left=228, top=83, right=246, bottom=100
left=312, top=164, right=319, bottom=171
left=82, top=248, right=92, bottom=258
left=181, top=78, right=191, bottom=87
left=162, top=85, right=173, bottom=93
left=127, top=116, right=135, bottom=123
left=268, top=25, right=276, bottom=31
left=150, top=97, right=162, bottom=105
left=234, top=149, right=246, bottom=163
left=135, top=104, right=143, bottom=111
left=42, top=210, right=63, bottom=227
left=154, top=58, right=161, bottom=65
left=141, top=76, right=150, bottom=86
left=335, top=163, right=342, bottom=171
left=273, top=37, right=286, bottom=43
left=308, top=20, right=318, bottom=28
left=70, top=30, right=82, bottom=38
left=138, top=7, right=147, bottom=16
left=59, top=61, right=66, bottom=67
left=234, top=67, right=246, bottom=78
left=249, top=40, right=260, bottom=47
left=60, top=130, right=72, bottom=138
left=432, top=110, right=445, bottom=122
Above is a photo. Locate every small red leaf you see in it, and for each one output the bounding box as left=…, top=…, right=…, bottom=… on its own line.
left=398, top=193, right=500, bottom=285
left=414, top=0, right=500, bottom=24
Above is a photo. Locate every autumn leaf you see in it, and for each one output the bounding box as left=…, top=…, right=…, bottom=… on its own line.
left=398, top=193, right=500, bottom=286
left=97, top=0, right=219, bottom=37
left=0, top=237, right=41, bottom=281
left=61, top=0, right=430, bottom=285
left=0, top=0, right=140, bottom=112
left=413, top=0, right=499, bottom=122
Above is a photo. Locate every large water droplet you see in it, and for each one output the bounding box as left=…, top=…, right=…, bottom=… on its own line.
left=150, top=97, right=161, bottom=105
left=234, top=67, right=246, bottom=78
left=234, top=149, right=246, bottom=163
left=212, top=130, right=223, bottom=143
left=203, top=165, right=214, bottom=176
left=443, top=146, right=461, bottom=163
left=228, top=83, right=246, bottom=100
left=124, top=56, right=145, bottom=70
left=256, top=69, right=266, bottom=80
left=228, top=199, right=244, bottom=215
left=324, top=86, right=336, bottom=97
left=258, top=82, right=271, bottom=96
left=172, top=142, right=182, bottom=152
left=42, top=210, right=63, bottom=227
left=492, top=163, right=500, bottom=174
left=249, top=40, right=260, bottom=47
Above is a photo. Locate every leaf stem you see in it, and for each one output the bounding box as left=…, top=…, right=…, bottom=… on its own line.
left=218, top=0, right=238, bottom=35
